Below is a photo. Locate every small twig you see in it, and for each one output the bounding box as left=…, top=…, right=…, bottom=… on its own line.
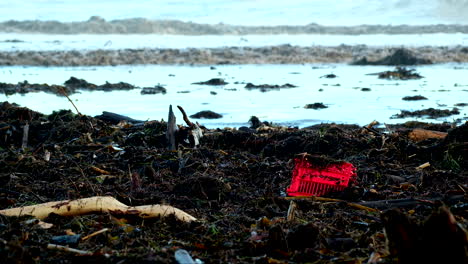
left=177, top=105, right=194, bottom=127
left=283, top=196, right=379, bottom=213
left=58, top=87, right=81, bottom=116
left=81, top=228, right=109, bottom=241
left=47, top=243, right=92, bottom=255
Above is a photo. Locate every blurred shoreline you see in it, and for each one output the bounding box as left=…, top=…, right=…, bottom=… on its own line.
left=1, top=45, right=467, bottom=66
left=2, top=17, right=468, bottom=35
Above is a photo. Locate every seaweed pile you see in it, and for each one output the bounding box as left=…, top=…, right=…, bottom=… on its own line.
left=0, top=102, right=466, bottom=263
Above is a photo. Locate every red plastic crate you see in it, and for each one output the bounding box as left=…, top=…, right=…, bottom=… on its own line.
left=287, top=155, right=356, bottom=197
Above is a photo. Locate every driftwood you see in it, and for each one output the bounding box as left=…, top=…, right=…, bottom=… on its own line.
left=0, top=196, right=197, bottom=222
left=47, top=243, right=92, bottom=256
left=177, top=105, right=203, bottom=147
left=166, top=105, right=178, bottom=150
left=408, top=128, right=447, bottom=142
left=166, top=105, right=204, bottom=150
left=22, top=122, right=29, bottom=149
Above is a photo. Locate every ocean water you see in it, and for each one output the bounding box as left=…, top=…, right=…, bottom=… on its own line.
left=1, top=64, right=467, bottom=128
left=1, top=1, right=467, bottom=127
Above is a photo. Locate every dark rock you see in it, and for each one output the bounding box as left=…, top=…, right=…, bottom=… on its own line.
left=192, top=78, right=228, bottom=85
left=210, top=91, right=217, bottom=95
left=140, top=85, right=167, bottom=95
left=402, top=95, right=428, bottom=101
left=361, top=88, right=371, bottom=91
left=352, top=49, right=433, bottom=66
left=304, top=103, right=328, bottom=109
left=190, top=110, right=222, bottom=119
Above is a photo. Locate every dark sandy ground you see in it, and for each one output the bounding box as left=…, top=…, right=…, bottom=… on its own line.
left=0, top=101, right=466, bottom=263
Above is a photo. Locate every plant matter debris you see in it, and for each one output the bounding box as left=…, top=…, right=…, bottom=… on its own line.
left=245, top=82, right=297, bottom=92
left=402, top=95, right=428, bottom=101
left=304, top=102, right=328, bottom=109
left=352, top=48, right=433, bottom=65
left=370, top=67, right=424, bottom=80
left=392, top=107, right=460, bottom=119
left=0, top=101, right=466, bottom=263
left=192, top=78, right=228, bottom=85
left=140, top=85, right=167, bottom=95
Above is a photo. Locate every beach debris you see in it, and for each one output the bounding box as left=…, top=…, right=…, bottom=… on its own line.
left=175, top=249, right=196, bottom=264
left=416, top=162, right=431, bottom=170
left=140, top=85, right=167, bottom=95
left=392, top=107, right=460, bottom=119
left=64, top=77, right=97, bottom=89
left=47, top=243, right=93, bottom=256
left=190, top=110, right=222, bottom=119
left=369, top=67, right=424, bottom=80
left=65, top=77, right=134, bottom=91
left=0, top=196, right=197, bottom=222
left=304, top=102, right=328, bottom=109
left=95, top=111, right=144, bottom=124
left=408, top=128, right=447, bottom=142
left=178, top=105, right=204, bottom=147
left=352, top=48, right=433, bottom=65
left=192, top=78, right=228, bottom=85
left=286, top=154, right=356, bottom=197
left=244, top=82, right=297, bottom=92
left=402, top=95, right=427, bottom=101
left=21, top=122, right=29, bottom=149
left=166, top=105, right=178, bottom=150
left=51, top=234, right=82, bottom=246
left=320, top=73, right=337, bottom=78
left=166, top=105, right=205, bottom=150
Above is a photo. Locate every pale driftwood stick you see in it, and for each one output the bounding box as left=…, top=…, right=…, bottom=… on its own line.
left=81, top=228, right=109, bottom=241
left=0, top=196, right=197, bottom=222
left=166, top=105, right=178, bottom=150
left=47, top=243, right=92, bottom=255
left=22, top=122, right=29, bottom=149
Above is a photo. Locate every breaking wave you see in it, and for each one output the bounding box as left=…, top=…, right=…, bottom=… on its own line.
left=1, top=17, right=468, bottom=35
